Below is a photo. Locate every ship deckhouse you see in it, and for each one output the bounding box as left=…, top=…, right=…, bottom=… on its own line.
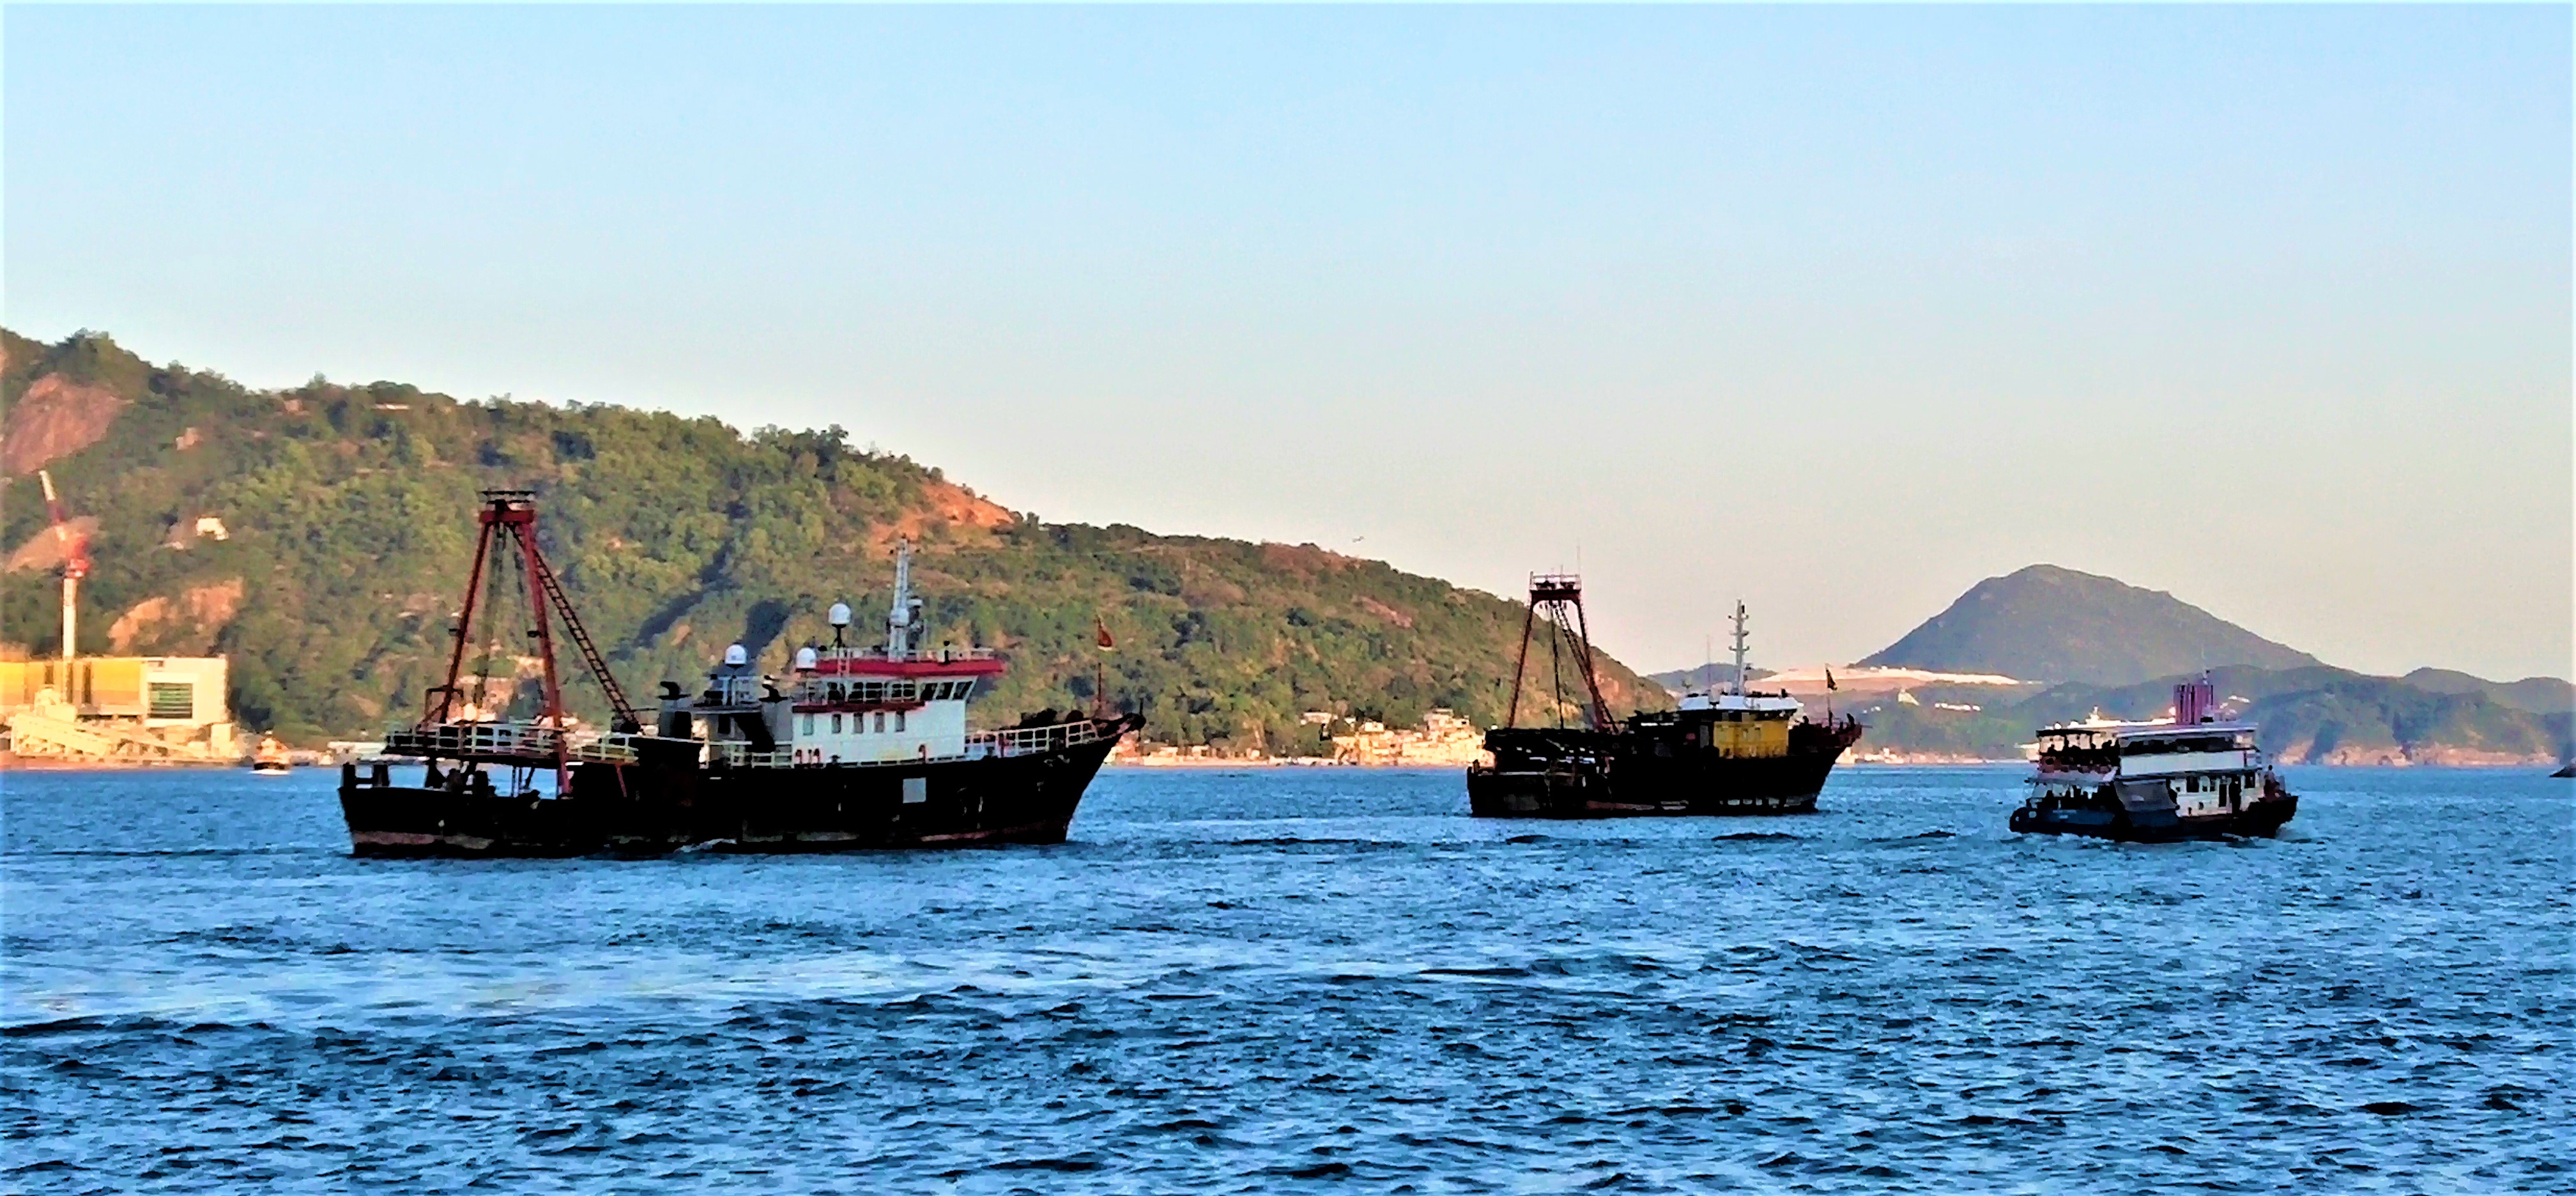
left=1659, top=601, right=1803, bottom=760
left=677, top=540, right=1013, bottom=767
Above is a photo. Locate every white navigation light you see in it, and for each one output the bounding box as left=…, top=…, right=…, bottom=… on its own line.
left=793, top=647, right=818, bottom=671
left=827, top=602, right=852, bottom=628
left=723, top=643, right=749, bottom=666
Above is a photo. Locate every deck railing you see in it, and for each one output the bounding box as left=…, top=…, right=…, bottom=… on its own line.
left=702, top=718, right=1113, bottom=769
left=968, top=719, right=1108, bottom=756
left=384, top=722, right=643, bottom=765
left=390, top=717, right=1114, bottom=770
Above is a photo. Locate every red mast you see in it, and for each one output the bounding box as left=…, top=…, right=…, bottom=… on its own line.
left=421, top=491, right=640, bottom=789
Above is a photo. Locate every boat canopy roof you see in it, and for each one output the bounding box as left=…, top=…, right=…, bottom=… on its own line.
left=2039, top=721, right=2255, bottom=741
left=1676, top=692, right=1802, bottom=714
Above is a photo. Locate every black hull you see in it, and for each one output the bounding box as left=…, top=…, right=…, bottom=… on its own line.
left=1468, top=721, right=1860, bottom=819
left=2009, top=793, right=2299, bottom=843
left=339, top=719, right=1133, bottom=857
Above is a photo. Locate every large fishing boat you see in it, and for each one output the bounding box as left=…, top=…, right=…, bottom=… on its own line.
left=1466, top=576, right=1861, bottom=818
left=338, top=491, right=1138, bottom=857
left=2009, top=675, right=2297, bottom=841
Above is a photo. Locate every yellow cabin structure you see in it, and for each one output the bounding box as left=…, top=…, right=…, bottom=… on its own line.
left=1692, top=702, right=1797, bottom=759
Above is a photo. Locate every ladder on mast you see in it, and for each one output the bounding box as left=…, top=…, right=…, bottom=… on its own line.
left=526, top=548, right=641, bottom=733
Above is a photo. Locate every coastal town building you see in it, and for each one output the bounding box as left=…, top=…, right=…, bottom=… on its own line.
left=1114, top=708, right=1489, bottom=767
left=1327, top=708, right=1485, bottom=766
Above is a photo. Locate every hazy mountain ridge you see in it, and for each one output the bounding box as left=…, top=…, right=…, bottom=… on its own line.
left=1859, top=564, right=2320, bottom=686
left=1843, top=664, right=2570, bottom=766
left=1721, top=565, right=2567, bottom=765
left=0, top=328, right=1666, bottom=746
left=1644, top=663, right=1775, bottom=693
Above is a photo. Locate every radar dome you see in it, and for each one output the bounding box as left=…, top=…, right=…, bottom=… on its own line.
left=827, top=602, right=853, bottom=627
left=723, top=643, right=749, bottom=666
left=793, top=647, right=818, bottom=670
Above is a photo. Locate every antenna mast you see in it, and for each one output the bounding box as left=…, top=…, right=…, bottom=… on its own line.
left=1729, top=600, right=1750, bottom=696
left=885, top=538, right=917, bottom=659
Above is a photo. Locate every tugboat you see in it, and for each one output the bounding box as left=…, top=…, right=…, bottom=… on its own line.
left=337, top=491, right=1140, bottom=857
left=1466, top=577, right=1861, bottom=818
left=2010, top=675, right=2297, bottom=841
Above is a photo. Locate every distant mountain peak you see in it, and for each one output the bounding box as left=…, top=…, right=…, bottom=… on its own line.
left=1859, top=564, right=2320, bottom=687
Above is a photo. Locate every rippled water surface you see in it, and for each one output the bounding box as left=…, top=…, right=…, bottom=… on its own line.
left=4, top=765, right=2568, bottom=1192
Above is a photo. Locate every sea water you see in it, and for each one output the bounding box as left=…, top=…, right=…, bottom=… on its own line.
left=3, top=765, right=2566, bottom=1193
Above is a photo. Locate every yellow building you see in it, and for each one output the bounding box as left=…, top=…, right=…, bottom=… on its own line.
left=1, top=656, right=237, bottom=763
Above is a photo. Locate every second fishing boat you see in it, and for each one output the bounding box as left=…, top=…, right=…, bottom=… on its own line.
left=1467, top=575, right=1861, bottom=818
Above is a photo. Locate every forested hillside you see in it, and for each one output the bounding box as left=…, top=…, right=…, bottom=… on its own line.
left=0, top=330, right=1665, bottom=746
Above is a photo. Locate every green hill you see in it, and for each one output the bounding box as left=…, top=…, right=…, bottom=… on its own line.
left=1859, top=564, right=2320, bottom=686
left=2398, top=668, right=2574, bottom=717
left=0, top=329, right=1666, bottom=747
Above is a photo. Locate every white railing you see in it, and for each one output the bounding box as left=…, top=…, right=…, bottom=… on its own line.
left=385, top=722, right=644, bottom=765
left=390, top=717, right=1120, bottom=770
left=708, top=740, right=954, bottom=770
left=814, top=646, right=1000, bottom=666
left=700, top=718, right=1114, bottom=769
left=967, top=719, right=1108, bottom=758
left=706, top=742, right=800, bottom=769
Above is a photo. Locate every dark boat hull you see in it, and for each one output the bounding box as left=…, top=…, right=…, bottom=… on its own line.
left=339, top=720, right=1132, bottom=857
left=1467, top=721, right=1860, bottom=818
left=2009, top=793, right=2298, bottom=842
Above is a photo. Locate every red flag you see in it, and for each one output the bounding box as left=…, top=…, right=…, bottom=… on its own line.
left=1825, top=668, right=1837, bottom=692
left=1095, top=617, right=1115, bottom=650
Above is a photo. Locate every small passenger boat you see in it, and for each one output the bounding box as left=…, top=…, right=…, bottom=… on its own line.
left=2010, top=676, right=2296, bottom=841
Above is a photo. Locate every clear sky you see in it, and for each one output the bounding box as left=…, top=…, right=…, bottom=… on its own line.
left=7, top=5, right=2569, bottom=682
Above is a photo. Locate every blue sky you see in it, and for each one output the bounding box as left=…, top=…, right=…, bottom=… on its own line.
left=6, top=5, right=2568, bottom=680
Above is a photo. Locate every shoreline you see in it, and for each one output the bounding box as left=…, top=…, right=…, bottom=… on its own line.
left=0, top=755, right=249, bottom=772
left=10, top=753, right=2561, bottom=773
